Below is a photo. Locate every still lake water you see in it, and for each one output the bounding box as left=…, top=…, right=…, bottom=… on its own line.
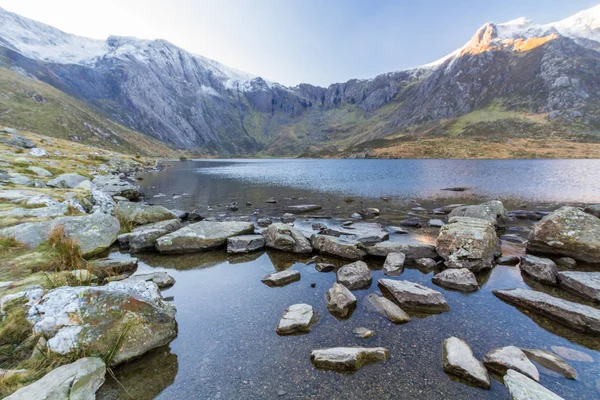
left=98, top=159, right=600, bottom=399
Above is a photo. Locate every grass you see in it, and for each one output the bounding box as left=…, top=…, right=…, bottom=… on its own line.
left=0, top=236, right=24, bottom=257
left=45, top=225, right=87, bottom=272
left=114, top=209, right=134, bottom=234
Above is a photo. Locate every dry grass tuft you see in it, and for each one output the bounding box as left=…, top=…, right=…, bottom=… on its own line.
left=46, top=225, right=86, bottom=272
left=0, top=236, right=24, bottom=257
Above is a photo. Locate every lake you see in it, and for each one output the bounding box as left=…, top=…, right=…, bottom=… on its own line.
left=98, top=159, right=600, bottom=399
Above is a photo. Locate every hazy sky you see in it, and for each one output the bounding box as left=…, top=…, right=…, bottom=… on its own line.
left=1, top=0, right=598, bottom=86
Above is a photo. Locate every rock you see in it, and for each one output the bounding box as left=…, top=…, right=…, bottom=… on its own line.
left=310, top=347, right=389, bottom=372
left=432, top=268, right=478, bottom=292
left=71, top=269, right=96, bottom=282
left=261, top=270, right=301, bottom=287
left=353, top=327, right=376, bottom=339
left=521, top=348, right=577, bottom=380
left=382, top=252, right=405, bottom=276
left=266, top=197, right=278, bottom=203
left=557, top=271, right=600, bottom=302
left=509, top=210, right=548, bottom=221
left=519, top=255, right=558, bottom=285
left=555, top=257, right=576, bottom=268
left=310, top=282, right=316, bottom=288
left=364, top=293, right=411, bottom=324
left=584, top=204, right=600, bottom=218
left=503, top=369, right=565, bottom=400
left=448, top=200, right=508, bottom=229
left=337, top=261, right=372, bottom=290
left=388, top=226, right=408, bottom=234
left=29, top=148, right=49, bottom=157
left=280, top=213, right=296, bottom=223
left=276, top=304, right=318, bottom=335
left=187, top=210, right=203, bottom=222
left=285, top=204, right=322, bottom=213
left=527, top=206, right=600, bottom=264
left=483, top=346, right=539, bottom=381
left=156, top=221, right=254, bottom=253
left=114, top=202, right=178, bottom=226
left=497, top=255, right=521, bottom=265
left=0, top=131, right=35, bottom=149
left=433, top=204, right=464, bottom=215
left=227, top=234, right=265, bottom=253
left=170, top=209, right=189, bottom=220
left=27, top=281, right=177, bottom=365
left=91, top=190, right=116, bottom=214
left=7, top=173, right=32, bottom=186
left=549, top=346, right=594, bottom=362
left=0, top=212, right=120, bottom=257
left=358, top=208, right=379, bottom=218
left=0, top=204, right=67, bottom=219
left=378, top=279, right=449, bottom=313
left=263, top=223, right=312, bottom=254
left=435, top=217, right=498, bottom=271
left=89, top=257, right=139, bottom=278
left=493, top=288, right=600, bottom=335
left=311, top=234, right=366, bottom=260
left=325, top=282, right=357, bottom=318
left=500, top=234, right=527, bottom=245
left=415, top=258, right=438, bottom=270
left=122, top=272, right=175, bottom=288
left=75, top=180, right=96, bottom=191
left=366, top=242, right=437, bottom=259
left=323, top=222, right=389, bottom=244
left=315, top=263, right=335, bottom=272
left=4, top=357, right=106, bottom=400
left=118, top=219, right=183, bottom=252
left=350, top=212, right=362, bottom=219
left=399, top=217, right=422, bottom=228
left=257, top=217, right=273, bottom=227
left=428, top=219, right=445, bottom=228
left=47, top=173, right=87, bottom=189
left=92, top=175, right=140, bottom=200
left=442, top=337, right=491, bottom=389
left=412, top=207, right=427, bottom=212
left=26, top=166, right=53, bottom=177
left=441, top=187, right=469, bottom=192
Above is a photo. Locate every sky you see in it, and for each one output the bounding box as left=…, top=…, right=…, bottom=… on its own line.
left=0, top=0, right=598, bottom=86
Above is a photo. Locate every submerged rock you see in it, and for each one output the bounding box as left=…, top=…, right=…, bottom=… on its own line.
left=399, top=217, right=422, bottom=228
left=262, top=270, right=301, bottom=287
left=227, top=234, right=266, bottom=254
left=276, top=304, right=318, bottom=335
left=337, top=261, right=372, bottom=290
left=382, top=252, right=405, bottom=276
left=448, top=200, right=508, bottom=229
left=557, top=271, right=600, bottom=302
left=521, top=348, right=577, bottom=380
left=353, top=327, right=375, bottom=339
left=378, top=279, right=449, bottom=313
left=315, top=263, right=336, bottom=272
left=519, top=255, right=558, bottom=285
left=280, top=213, right=296, bottom=223
left=442, top=337, right=490, bottom=389
left=493, top=288, right=600, bottom=335
left=483, top=346, right=539, bottom=381
left=527, top=206, right=600, bottom=264
left=156, top=220, right=254, bottom=253
left=326, top=283, right=357, bottom=318
left=263, top=223, right=312, bottom=254
left=311, top=234, right=366, bottom=260
left=432, top=268, right=478, bottom=292
left=503, top=369, right=565, bottom=400
left=310, top=347, right=389, bottom=372
left=364, top=293, right=411, bottom=324
left=5, top=357, right=105, bottom=400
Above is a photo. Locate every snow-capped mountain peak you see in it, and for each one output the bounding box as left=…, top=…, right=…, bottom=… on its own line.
left=548, top=4, right=600, bottom=42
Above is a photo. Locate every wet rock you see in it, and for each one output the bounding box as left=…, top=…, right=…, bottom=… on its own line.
left=47, top=173, right=87, bottom=189
left=4, top=357, right=105, bottom=400
left=509, top=210, right=548, bottom=221
left=557, top=271, right=600, bottom=302
left=382, top=252, right=405, bottom=276
left=27, top=166, right=52, bottom=177
left=399, top=217, right=422, bottom=228
left=324, top=222, right=389, bottom=244
left=358, top=208, right=379, bottom=218
left=315, top=263, right=335, bottom=272
left=433, top=204, right=464, bottom=215
left=412, top=207, right=427, bottom=213
left=118, top=219, right=183, bottom=252
left=187, top=210, right=204, bottom=222
left=555, top=257, right=576, bottom=269
left=448, top=200, right=508, bottom=229
left=266, top=197, right=278, bottom=203
left=0, top=212, right=119, bottom=257
left=435, top=217, right=498, bottom=272
left=500, top=234, right=527, bottom=245
left=415, top=258, right=438, bottom=270
left=325, top=282, right=357, bottom=318
left=27, top=281, right=177, bottom=366
left=227, top=203, right=238, bottom=211
left=310, top=282, right=316, bottom=288
left=584, top=204, right=600, bottom=218
left=353, top=327, right=375, bottom=339
left=280, top=213, right=296, bottom=223
left=276, top=304, right=318, bottom=335
left=493, top=288, right=600, bottom=335
left=497, top=255, right=520, bottom=265
left=311, top=234, right=366, bottom=260
left=521, top=348, right=577, bottom=380
left=432, top=268, right=478, bottom=292
left=527, top=206, right=600, bottom=264
left=442, top=337, right=491, bottom=389
left=310, top=347, right=389, bottom=372
left=114, top=202, right=178, bottom=226
left=364, top=293, right=411, bottom=324
left=257, top=217, right=273, bottom=227
left=89, top=257, right=138, bottom=278
left=262, top=270, right=301, bottom=287
left=227, top=234, right=266, bottom=254
left=519, top=255, right=558, bottom=285
left=337, top=261, right=372, bottom=290
left=366, top=242, right=437, bottom=259
left=549, top=346, right=593, bottom=362
left=285, top=204, right=322, bottom=213
left=263, top=223, right=312, bottom=254
left=312, top=222, right=327, bottom=231
left=428, top=219, right=445, bottom=228
left=378, top=279, right=449, bottom=313
left=156, top=221, right=254, bottom=253
left=122, top=272, right=176, bottom=289
left=503, top=369, right=564, bottom=400
left=388, top=226, right=408, bottom=234
left=483, top=346, right=539, bottom=381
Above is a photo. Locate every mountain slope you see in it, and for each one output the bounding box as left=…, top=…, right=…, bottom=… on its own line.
left=0, top=5, right=599, bottom=157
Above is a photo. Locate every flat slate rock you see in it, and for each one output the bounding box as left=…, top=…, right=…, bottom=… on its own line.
left=382, top=252, right=405, bottom=276
left=557, top=271, right=600, bottom=303
left=448, top=200, right=508, bottom=228
left=310, top=347, right=389, bottom=372
left=493, top=288, right=600, bottom=335
left=276, top=303, right=318, bottom=335
left=263, top=223, right=312, bottom=254
left=432, top=268, right=479, bottom=292
left=118, top=219, right=183, bottom=252
left=262, top=270, right=301, bottom=287
left=337, top=261, right=372, bottom=290
left=519, top=255, right=558, bottom=286
left=325, top=282, right=357, bottom=318
left=497, top=255, right=520, bottom=265
left=504, top=369, right=565, bottom=400
left=521, top=348, right=577, bottom=380
left=378, top=279, right=449, bottom=313
left=311, top=234, right=366, bottom=260
left=156, top=221, right=254, bottom=253
left=122, top=272, right=175, bottom=289
left=285, top=204, right=322, bottom=213
left=227, top=234, right=265, bottom=254
left=365, top=293, right=411, bottom=324
left=483, top=346, right=540, bottom=381
left=324, top=222, right=389, bottom=244
left=442, top=337, right=491, bottom=389
left=549, top=346, right=594, bottom=362
left=366, top=242, right=437, bottom=259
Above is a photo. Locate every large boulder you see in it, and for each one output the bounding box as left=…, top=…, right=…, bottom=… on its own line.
left=527, top=206, right=600, bottom=264
left=0, top=212, right=120, bottom=257
left=557, top=271, right=600, bottom=303
left=337, top=261, right=372, bottom=290
left=276, top=304, right=318, bottom=335
left=118, top=219, right=183, bottom=252
left=311, top=234, right=366, bottom=260
left=378, top=279, right=449, bottom=313
left=26, top=281, right=177, bottom=366
left=435, top=217, right=498, bottom=271
left=91, top=190, right=116, bottom=214
left=483, top=346, right=539, bottom=381
left=115, top=202, right=178, bottom=226
left=364, top=293, right=411, bottom=324
left=503, top=369, right=564, bottom=400
left=493, top=288, right=600, bottom=335
left=263, top=223, right=312, bottom=254
left=156, top=220, right=254, bottom=253
left=432, top=268, right=478, bottom=292
left=442, top=337, right=490, bottom=389
left=47, top=173, right=87, bottom=189
left=448, top=200, right=508, bottom=229
left=325, top=283, right=357, bottom=318
left=5, top=357, right=105, bottom=400
left=365, top=242, right=437, bottom=259
left=519, top=255, right=558, bottom=285
left=310, top=347, right=389, bottom=372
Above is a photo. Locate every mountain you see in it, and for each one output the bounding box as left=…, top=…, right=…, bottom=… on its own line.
left=0, top=5, right=599, bottom=157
